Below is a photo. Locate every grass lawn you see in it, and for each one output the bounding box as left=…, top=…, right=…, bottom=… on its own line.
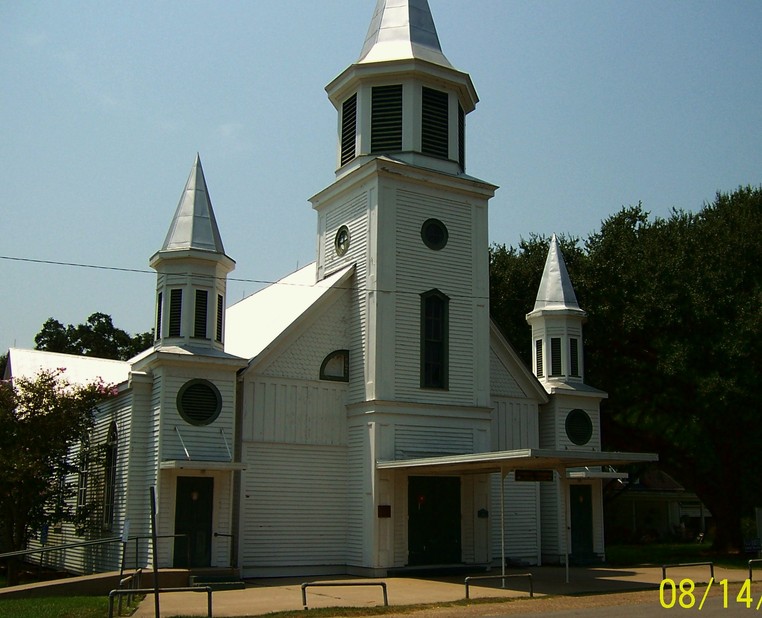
left=0, top=596, right=110, bottom=618
left=606, top=542, right=751, bottom=569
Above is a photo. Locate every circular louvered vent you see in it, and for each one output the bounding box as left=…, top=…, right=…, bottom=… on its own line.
left=565, top=408, right=593, bottom=446
left=177, top=379, right=222, bottom=426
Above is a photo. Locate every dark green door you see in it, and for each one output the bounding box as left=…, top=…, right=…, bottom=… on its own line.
left=174, top=476, right=214, bottom=568
left=570, top=484, right=595, bottom=564
left=408, top=476, right=461, bottom=565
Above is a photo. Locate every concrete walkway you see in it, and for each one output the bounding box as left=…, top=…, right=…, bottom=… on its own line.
left=131, top=564, right=746, bottom=617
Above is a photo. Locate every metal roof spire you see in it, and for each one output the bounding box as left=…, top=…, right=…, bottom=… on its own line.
left=161, top=153, right=225, bottom=254
left=532, top=234, right=583, bottom=313
left=358, top=0, right=452, bottom=67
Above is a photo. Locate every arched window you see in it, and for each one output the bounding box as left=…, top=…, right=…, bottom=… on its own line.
left=102, top=422, right=118, bottom=531
left=320, top=350, right=349, bottom=382
left=421, top=290, right=449, bottom=389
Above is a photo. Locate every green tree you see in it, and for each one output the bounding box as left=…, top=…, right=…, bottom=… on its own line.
left=489, top=187, right=762, bottom=550
left=0, top=369, right=116, bottom=585
left=34, top=312, right=152, bottom=361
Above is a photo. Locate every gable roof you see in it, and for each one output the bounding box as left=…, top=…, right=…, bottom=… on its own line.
left=5, top=348, right=130, bottom=387
left=489, top=321, right=549, bottom=403
left=225, top=263, right=355, bottom=362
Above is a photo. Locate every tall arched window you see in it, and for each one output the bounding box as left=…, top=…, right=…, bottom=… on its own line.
left=102, top=422, right=118, bottom=530
left=420, top=289, right=449, bottom=389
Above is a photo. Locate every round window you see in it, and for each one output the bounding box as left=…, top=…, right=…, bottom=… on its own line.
left=421, top=218, right=448, bottom=250
left=335, top=225, right=350, bottom=256
left=565, top=408, right=593, bottom=446
left=177, top=379, right=222, bottom=426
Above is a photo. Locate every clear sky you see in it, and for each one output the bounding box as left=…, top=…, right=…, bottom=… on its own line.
left=2, top=1, right=761, bottom=353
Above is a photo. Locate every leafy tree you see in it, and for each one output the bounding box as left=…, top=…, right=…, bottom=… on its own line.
left=489, top=187, right=762, bottom=551
left=0, top=353, right=7, bottom=379
left=0, top=369, right=116, bottom=585
left=34, top=312, right=152, bottom=361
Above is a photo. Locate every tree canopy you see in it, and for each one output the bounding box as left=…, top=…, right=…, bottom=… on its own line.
left=489, top=186, right=762, bottom=550
left=34, top=312, right=152, bottom=361
left=0, top=369, right=117, bottom=584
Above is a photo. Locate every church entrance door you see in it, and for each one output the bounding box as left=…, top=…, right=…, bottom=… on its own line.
left=173, top=476, right=214, bottom=568
left=407, top=476, right=461, bottom=565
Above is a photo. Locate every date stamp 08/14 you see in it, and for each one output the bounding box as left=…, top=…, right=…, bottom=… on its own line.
left=660, top=578, right=760, bottom=610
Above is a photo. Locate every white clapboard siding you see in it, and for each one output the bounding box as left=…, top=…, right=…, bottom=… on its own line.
left=394, top=425, right=474, bottom=459
left=491, top=473, right=541, bottom=565
left=346, top=425, right=367, bottom=566
left=394, top=188, right=478, bottom=406
left=240, top=442, right=348, bottom=569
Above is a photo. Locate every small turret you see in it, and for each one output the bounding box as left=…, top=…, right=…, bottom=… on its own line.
left=526, top=235, right=586, bottom=385
left=149, top=154, right=234, bottom=351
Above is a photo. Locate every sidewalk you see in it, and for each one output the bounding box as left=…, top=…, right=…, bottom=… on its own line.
left=132, top=564, right=746, bottom=617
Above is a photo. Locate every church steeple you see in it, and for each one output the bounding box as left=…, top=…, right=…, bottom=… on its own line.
left=526, top=235, right=587, bottom=386
left=150, top=154, right=234, bottom=351
left=326, top=0, right=478, bottom=176
left=358, top=0, right=452, bottom=67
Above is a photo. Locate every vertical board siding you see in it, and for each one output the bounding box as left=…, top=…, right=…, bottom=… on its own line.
left=243, top=378, right=348, bottom=446
left=491, top=399, right=539, bottom=451
left=240, top=443, right=348, bottom=567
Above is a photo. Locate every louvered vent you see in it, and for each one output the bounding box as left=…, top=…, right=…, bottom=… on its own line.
left=194, top=289, right=208, bottom=338
left=155, top=292, right=162, bottom=340
left=458, top=103, right=465, bottom=170
left=570, top=338, right=579, bottom=376
left=535, top=339, right=544, bottom=377
left=177, top=380, right=221, bottom=426
left=551, top=337, right=562, bottom=376
left=565, top=409, right=593, bottom=446
left=340, top=93, right=357, bottom=166
left=216, top=294, right=224, bottom=343
left=371, top=85, right=403, bottom=152
left=422, top=87, right=449, bottom=159
left=169, top=289, right=182, bottom=337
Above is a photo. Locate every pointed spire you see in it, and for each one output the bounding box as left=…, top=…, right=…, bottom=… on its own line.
left=532, top=234, right=582, bottom=313
left=161, top=154, right=225, bottom=254
left=358, top=0, right=452, bottom=67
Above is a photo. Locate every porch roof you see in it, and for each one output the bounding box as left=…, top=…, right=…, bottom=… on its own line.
left=377, top=447, right=657, bottom=476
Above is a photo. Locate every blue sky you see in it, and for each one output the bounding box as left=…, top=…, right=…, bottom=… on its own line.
left=2, top=0, right=761, bottom=353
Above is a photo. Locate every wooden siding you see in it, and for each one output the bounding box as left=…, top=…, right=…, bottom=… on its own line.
left=241, top=378, right=348, bottom=446
left=489, top=349, right=527, bottom=399
left=261, top=291, right=351, bottom=380
left=159, top=374, right=237, bottom=463
left=27, top=392, right=134, bottom=574
left=394, top=425, right=474, bottom=459
left=393, top=187, right=479, bottom=406
left=347, top=425, right=367, bottom=566
left=491, top=473, right=541, bottom=565
left=491, top=399, right=539, bottom=451
left=239, top=443, right=348, bottom=568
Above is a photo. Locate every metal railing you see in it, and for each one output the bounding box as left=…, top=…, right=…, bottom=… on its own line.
left=108, top=586, right=212, bottom=618
left=661, top=562, right=714, bottom=582
left=300, top=581, right=388, bottom=610
left=115, top=568, right=142, bottom=616
left=464, top=573, right=533, bottom=599
left=749, top=559, right=762, bottom=582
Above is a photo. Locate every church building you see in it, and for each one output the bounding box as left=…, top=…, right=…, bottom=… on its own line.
left=6, top=0, right=654, bottom=577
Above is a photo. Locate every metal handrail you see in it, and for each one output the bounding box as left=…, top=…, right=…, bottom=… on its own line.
left=0, top=536, right=122, bottom=560
left=108, top=586, right=212, bottom=618
left=464, top=573, right=533, bottom=599
left=749, top=558, right=762, bottom=582
left=301, top=581, right=388, bottom=610
left=661, top=561, right=714, bottom=581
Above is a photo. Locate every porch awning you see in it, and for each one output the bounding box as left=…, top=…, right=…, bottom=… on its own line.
left=376, top=447, right=657, bottom=475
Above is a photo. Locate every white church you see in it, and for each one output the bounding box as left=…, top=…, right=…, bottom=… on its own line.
left=6, top=0, right=654, bottom=578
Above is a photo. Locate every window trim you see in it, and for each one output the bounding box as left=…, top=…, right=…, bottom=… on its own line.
left=319, top=349, right=350, bottom=382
